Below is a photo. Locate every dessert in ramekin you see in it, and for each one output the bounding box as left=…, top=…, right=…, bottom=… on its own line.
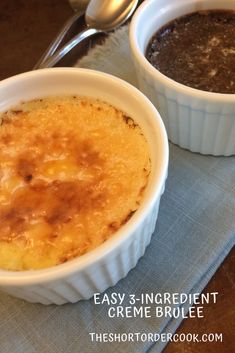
left=129, top=0, right=235, bottom=155
left=0, top=96, right=151, bottom=271
left=0, top=68, right=168, bottom=304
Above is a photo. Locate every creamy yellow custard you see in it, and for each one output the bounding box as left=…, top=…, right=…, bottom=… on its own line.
left=0, top=96, right=150, bottom=271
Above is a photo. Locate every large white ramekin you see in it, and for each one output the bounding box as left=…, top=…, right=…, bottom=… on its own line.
left=0, top=68, right=168, bottom=304
left=130, top=0, right=235, bottom=156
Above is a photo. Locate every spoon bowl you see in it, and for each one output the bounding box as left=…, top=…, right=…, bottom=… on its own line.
left=86, top=0, right=138, bottom=30
left=39, top=0, right=138, bottom=68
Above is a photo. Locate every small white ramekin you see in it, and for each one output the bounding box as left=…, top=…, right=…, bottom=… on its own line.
left=130, top=0, right=235, bottom=156
left=0, top=68, right=168, bottom=304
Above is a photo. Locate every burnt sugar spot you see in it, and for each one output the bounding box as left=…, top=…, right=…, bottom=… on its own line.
left=24, top=174, right=33, bottom=183
left=44, top=179, right=107, bottom=226
left=120, top=210, right=136, bottom=225
left=1, top=133, right=12, bottom=145
left=74, top=139, right=104, bottom=169
left=108, top=221, right=119, bottom=232
left=11, top=110, right=23, bottom=115
left=1, top=115, right=12, bottom=125
left=33, top=133, right=45, bottom=145
left=123, top=115, right=138, bottom=129
left=108, top=210, right=136, bottom=234
left=80, top=100, right=88, bottom=107
left=0, top=207, right=26, bottom=241
left=0, top=177, right=108, bottom=242
left=16, top=155, right=36, bottom=182
left=58, top=247, right=83, bottom=264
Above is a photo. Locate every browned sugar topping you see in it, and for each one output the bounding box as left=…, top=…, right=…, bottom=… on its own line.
left=0, top=96, right=150, bottom=270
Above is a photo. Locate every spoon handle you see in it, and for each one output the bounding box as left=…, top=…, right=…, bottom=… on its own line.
left=36, top=27, right=101, bottom=68
left=33, top=11, right=85, bottom=70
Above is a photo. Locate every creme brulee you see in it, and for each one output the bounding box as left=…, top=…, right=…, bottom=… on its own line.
left=0, top=96, right=150, bottom=271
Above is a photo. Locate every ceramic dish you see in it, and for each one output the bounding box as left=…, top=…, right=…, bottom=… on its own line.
left=0, top=68, right=168, bottom=304
left=129, top=0, right=235, bottom=156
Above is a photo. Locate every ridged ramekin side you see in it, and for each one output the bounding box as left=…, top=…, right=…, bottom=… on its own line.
left=133, top=62, right=235, bottom=156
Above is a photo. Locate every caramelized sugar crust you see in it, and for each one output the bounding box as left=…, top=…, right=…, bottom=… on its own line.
left=0, top=96, right=150, bottom=270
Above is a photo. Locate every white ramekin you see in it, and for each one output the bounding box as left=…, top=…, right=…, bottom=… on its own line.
left=0, top=68, right=168, bottom=304
left=130, top=0, right=235, bottom=156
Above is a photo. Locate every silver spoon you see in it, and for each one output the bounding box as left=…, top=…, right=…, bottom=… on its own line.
left=37, top=0, right=138, bottom=68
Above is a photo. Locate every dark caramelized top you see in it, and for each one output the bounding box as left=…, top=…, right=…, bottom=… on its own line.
left=146, top=10, right=235, bottom=93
